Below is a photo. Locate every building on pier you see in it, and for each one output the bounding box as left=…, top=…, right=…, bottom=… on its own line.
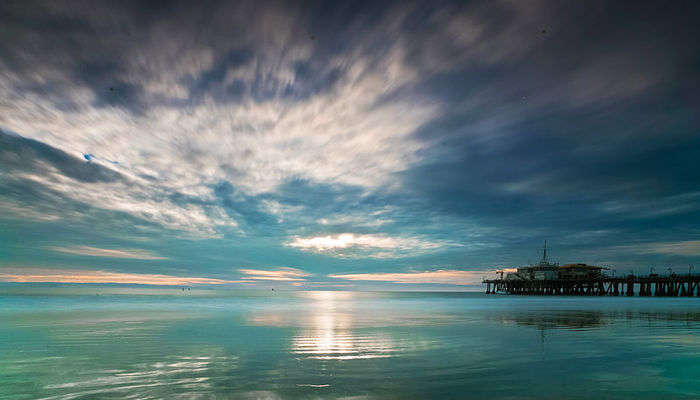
left=504, top=242, right=607, bottom=281
left=506, top=240, right=558, bottom=280
left=558, top=264, right=606, bottom=280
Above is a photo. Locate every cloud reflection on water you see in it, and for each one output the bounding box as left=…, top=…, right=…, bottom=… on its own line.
left=36, top=355, right=233, bottom=400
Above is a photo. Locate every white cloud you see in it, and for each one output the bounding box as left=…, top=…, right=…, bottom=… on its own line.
left=0, top=201, right=62, bottom=222
left=260, top=200, right=304, bottom=223
left=14, top=164, right=237, bottom=238
left=286, top=233, right=459, bottom=258
left=0, top=26, right=437, bottom=237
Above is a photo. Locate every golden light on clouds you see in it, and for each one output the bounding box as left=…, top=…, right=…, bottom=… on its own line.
left=0, top=268, right=240, bottom=285
left=328, top=269, right=488, bottom=286
left=238, top=267, right=310, bottom=281
left=50, top=246, right=168, bottom=260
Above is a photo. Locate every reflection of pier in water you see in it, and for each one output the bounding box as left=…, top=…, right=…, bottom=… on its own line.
left=491, top=310, right=700, bottom=331
left=493, top=311, right=605, bottom=331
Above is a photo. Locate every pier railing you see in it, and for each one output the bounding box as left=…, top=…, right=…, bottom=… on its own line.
left=483, top=274, right=700, bottom=296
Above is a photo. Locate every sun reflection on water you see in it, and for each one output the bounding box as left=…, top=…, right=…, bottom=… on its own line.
left=290, top=291, right=396, bottom=360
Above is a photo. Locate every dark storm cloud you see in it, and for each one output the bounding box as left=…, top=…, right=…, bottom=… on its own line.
left=0, top=0, right=353, bottom=110
left=395, top=1, right=700, bottom=245
left=187, top=49, right=253, bottom=100
left=1, top=2, right=139, bottom=112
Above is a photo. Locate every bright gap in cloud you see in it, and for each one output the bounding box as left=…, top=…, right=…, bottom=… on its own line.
left=286, top=233, right=458, bottom=258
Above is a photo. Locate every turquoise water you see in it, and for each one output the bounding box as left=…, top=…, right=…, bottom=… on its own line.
left=1, top=288, right=699, bottom=399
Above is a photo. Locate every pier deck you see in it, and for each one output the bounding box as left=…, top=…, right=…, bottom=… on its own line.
left=483, top=275, right=700, bottom=296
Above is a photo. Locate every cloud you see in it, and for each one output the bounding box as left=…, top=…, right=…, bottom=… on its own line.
left=0, top=2, right=434, bottom=242
left=317, top=208, right=394, bottom=228
left=0, top=0, right=441, bottom=239
left=0, top=131, right=239, bottom=237
left=0, top=1, right=439, bottom=197
left=328, top=269, right=488, bottom=286
left=617, top=240, right=700, bottom=257
left=600, top=192, right=700, bottom=219
left=0, top=201, right=62, bottom=222
left=286, top=233, right=459, bottom=258
left=50, top=245, right=167, bottom=260
left=239, top=267, right=310, bottom=281
left=0, top=268, right=239, bottom=285
left=260, top=199, right=304, bottom=223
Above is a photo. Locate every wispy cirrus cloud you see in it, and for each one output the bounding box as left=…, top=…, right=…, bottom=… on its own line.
left=239, top=267, right=310, bottom=281
left=0, top=268, right=239, bottom=285
left=614, top=240, right=700, bottom=257
left=0, top=1, right=438, bottom=238
left=50, top=246, right=167, bottom=260
left=0, top=201, right=62, bottom=222
left=286, top=233, right=459, bottom=258
left=328, top=269, right=488, bottom=286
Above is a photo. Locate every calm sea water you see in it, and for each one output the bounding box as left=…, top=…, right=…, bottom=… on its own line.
left=1, top=287, right=698, bottom=399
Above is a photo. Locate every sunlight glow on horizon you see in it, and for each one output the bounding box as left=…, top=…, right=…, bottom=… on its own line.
left=328, top=269, right=489, bottom=285
left=0, top=268, right=240, bottom=285
left=50, top=245, right=168, bottom=260
left=238, top=267, right=311, bottom=281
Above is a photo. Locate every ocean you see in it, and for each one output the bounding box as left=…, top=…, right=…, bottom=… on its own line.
left=1, top=287, right=698, bottom=399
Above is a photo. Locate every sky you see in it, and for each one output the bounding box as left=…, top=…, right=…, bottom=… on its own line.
left=1, top=0, right=699, bottom=290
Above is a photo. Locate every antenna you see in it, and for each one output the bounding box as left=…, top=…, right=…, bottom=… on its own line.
left=541, top=240, right=548, bottom=264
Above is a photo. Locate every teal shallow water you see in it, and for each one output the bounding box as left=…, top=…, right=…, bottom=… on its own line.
left=1, top=288, right=699, bottom=399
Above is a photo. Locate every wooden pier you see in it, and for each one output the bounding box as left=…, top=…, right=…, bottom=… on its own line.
left=484, top=275, right=700, bottom=296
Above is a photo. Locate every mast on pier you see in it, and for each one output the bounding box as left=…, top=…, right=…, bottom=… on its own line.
left=541, top=240, right=548, bottom=264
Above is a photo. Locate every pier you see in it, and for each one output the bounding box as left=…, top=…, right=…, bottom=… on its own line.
left=484, top=274, right=700, bottom=296
left=484, top=242, right=699, bottom=296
